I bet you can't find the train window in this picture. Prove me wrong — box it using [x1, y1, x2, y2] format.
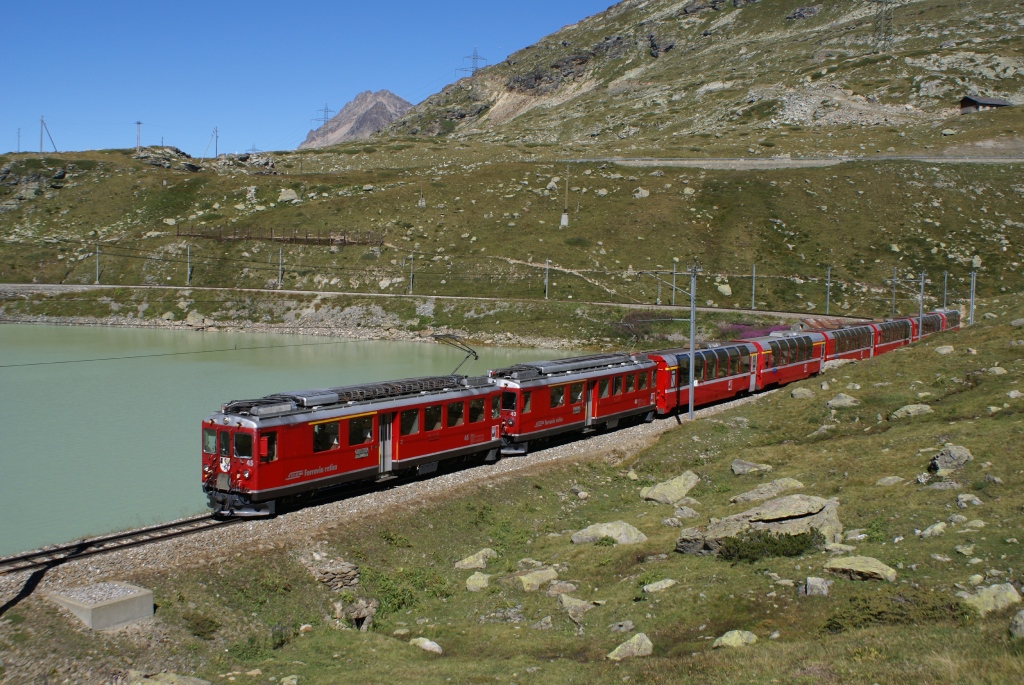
[599, 379, 610, 398]
[677, 357, 688, 385]
[501, 392, 517, 411]
[492, 395, 501, 419]
[219, 430, 230, 457]
[693, 355, 705, 381]
[400, 409, 420, 436]
[549, 386, 566, 409]
[613, 376, 623, 395]
[714, 350, 728, 379]
[203, 428, 217, 454]
[638, 372, 648, 390]
[522, 392, 533, 413]
[728, 349, 741, 376]
[469, 399, 486, 423]
[260, 432, 277, 463]
[570, 383, 584, 403]
[447, 402, 465, 427]
[739, 353, 750, 375]
[425, 405, 443, 431]
[349, 416, 373, 445]
[234, 433, 253, 459]
[625, 374, 635, 393]
[313, 422, 339, 453]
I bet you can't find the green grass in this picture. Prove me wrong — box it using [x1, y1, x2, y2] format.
[7, 297, 1024, 683]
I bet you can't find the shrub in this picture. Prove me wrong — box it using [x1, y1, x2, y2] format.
[565, 236, 590, 247]
[595, 536, 617, 547]
[718, 529, 824, 564]
[379, 529, 412, 548]
[182, 611, 220, 640]
[824, 589, 970, 633]
[864, 517, 889, 543]
[228, 635, 266, 661]
[271, 622, 293, 649]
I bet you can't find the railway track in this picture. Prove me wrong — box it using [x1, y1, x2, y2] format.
[0, 515, 242, 576]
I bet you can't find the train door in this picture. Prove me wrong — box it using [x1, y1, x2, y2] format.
[379, 413, 395, 475]
[585, 381, 595, 426]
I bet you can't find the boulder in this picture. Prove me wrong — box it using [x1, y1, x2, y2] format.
[890, 404, 933, 420]
[454, 548, 498, 570]
[515, 568, 558, 592]
[609, 620, 635, 633]
[673, 506, 700, 519]
[876, 476, 905, 487]
[530, 616, 553, 630]
[712, 630, 758, 648]
[935, 345, 955, 355]
[640, 471, 699, 504]
[957, 494, 983, 508]
[278, 188, 299, 203]
[607, 633, 654, 661]
[804, 577, 832, 597]
[827, 393, 860, 408]
[824, 556, 897, 582]
[642, 579, 678, 593]
[732, 459, 772, 475]
[1010, 609, 1024, 639]
[280, 678, 298, 685]
[730, 478, 804, 504]
[410, 637, 443, 655]
[791, 387, 816, 399]
[955, 544, 975, 556]
[677, 495, 841, 555]
[547, 581, 578, 596]
[572, 521, 647, 545]
[1011, 318, 1024, 328]
[919, 522, 946, 538]
[632, 187, 650, 199]
[559, 594, 598, 622]
[989, 366, 1008, 375]
[963, 583, 1021, 617]
[465, 573, 490, 592]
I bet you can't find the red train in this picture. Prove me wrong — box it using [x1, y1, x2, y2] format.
[202, 309, 960, 516]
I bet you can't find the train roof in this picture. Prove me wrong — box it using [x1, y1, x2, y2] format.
[489, 352, 650, 381]
[220, 375, 494, 419]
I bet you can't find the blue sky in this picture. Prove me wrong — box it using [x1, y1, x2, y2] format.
[3, 0, 614, 156]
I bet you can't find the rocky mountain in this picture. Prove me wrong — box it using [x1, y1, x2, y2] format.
[300, 90, 413, 149]
[382, 0, 1023, 148]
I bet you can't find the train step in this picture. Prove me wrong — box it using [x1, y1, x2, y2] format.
[375, 474, 398, 483]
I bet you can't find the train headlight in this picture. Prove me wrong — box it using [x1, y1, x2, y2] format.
[243, 470, 251, 480]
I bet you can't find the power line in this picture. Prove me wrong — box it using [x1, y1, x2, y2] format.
[458, 47, 488, 77]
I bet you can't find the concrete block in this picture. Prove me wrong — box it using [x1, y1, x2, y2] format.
[48, 582, 153, 630]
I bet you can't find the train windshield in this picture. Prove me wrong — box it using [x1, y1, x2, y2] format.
[501, 392, 517, 411]
[202, 428, 217, 454]
[234, 433, 253, 459]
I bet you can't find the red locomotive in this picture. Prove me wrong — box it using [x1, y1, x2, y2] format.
[202, 309, 961, 516]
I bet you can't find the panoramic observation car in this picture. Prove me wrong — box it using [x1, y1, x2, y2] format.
[202, 375, 502, 516]
[647, 343, 759, 416]
[489, 353, 657, 454]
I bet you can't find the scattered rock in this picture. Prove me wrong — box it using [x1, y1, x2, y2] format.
[410, 637, 443, 655]
[677, 495, 841, 555]
[919, 522, 947, 538]
[607, 633, 654, 660]
[935, 346, 955, 355]
[280, 678, 299, 685]
[891, 404, 933, 420]
[989, 366, 1008, 376]
[1011, 318, 1024, 328]
[804, 577, 832, 597]
[307, 558, 360, 591]
[1010, 610, 1024, 639]
[547, 581, 578, 596]
[941, 129, 957, 136]
[342, 598, 378, 632]
[278, 188, 299, 203]
[632, 187, 650, 199]
[712, 630, 758, 648]
[876, 476, 905, 487]
[732, 459, 772, 475]
[963, 584, 1021, 617]
[559, 594, 598, 622]
[673, 506, 700, 519]
[928, 481, 961, 490]
[609, 620, 635, 633]
[516, 558, 544, 570]
[957, 494, 983, 508]
[827, 393, 860, 409]
[825, 556, 897, 582]
[661, 517, 682, 527]
[515, 568, 559, 592]
[640, 471, 699, 504]
[572, 521, 647, 545]
[530, 616, 553, 630]
[466, 573, 491, 592]
[955, 544, 975, 556]
[642, 579, 678, 594]
[455, 548, 498, 570]
[948, 514, 968, 524]
[730, 478, 804, 504]
[1009, 390, 1024, 399]
[393, 628, 410, 637]
[825, 543, 857, 554]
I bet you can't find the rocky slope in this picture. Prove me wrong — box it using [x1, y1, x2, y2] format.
[383, 0, 1024, 151]
[300, 90, 413, 149]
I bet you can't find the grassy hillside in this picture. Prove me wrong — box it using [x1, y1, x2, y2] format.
[5, 294, 1024, 684]
[386, 0, 1024, 156]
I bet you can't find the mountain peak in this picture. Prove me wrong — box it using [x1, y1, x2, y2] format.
[299, 90, 412, 149]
